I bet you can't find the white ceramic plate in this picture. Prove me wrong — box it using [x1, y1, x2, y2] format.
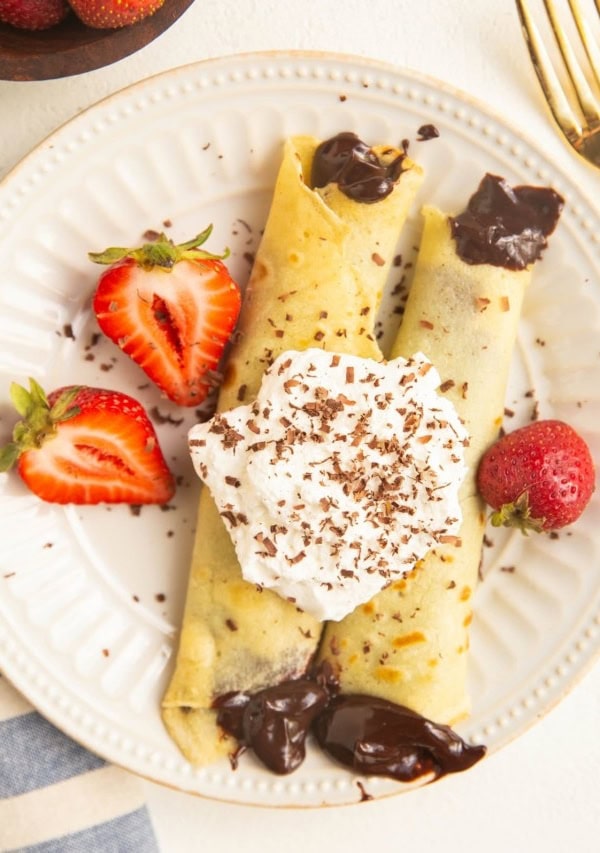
[1, 53, 600, 808]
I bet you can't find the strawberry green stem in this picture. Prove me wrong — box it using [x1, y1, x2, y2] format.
[489, 491, 545, 534]
[88, 225, 230, 271]
[0, 379, 80, 472]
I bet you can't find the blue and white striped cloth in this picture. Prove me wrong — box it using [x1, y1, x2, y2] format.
[0, 673, 159, 853]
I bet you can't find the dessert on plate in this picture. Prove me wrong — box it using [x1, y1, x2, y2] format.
[161, 132, 424, 765]
[162, 134, 564, 780]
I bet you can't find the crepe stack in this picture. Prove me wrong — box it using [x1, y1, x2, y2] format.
[317, 194, 560, 725]
[162, 134, 424, 764]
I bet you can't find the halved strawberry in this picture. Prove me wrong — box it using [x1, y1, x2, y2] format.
[0, 379, 175, 505]
[90, 227, 242, 407]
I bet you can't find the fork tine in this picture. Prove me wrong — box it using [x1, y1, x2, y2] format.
[516, 0, 583, 143]
[545, 0, 600, 124]
[570, 0, 600, 91]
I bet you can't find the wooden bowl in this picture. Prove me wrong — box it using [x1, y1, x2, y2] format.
[0, 0, 196, 81]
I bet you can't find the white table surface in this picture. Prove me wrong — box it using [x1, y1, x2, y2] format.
[2, 1, 600, 851]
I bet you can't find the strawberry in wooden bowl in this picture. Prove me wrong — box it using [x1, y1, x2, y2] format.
[0, 0, 71, 30]
[0, 0, 195, 81]
[67, 0, 165, 28]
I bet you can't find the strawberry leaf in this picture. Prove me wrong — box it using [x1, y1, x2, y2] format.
[28, 377, 49, 409]
[49, 387, 81, 422]
[9, 382, 34, 417]
[0, 442, 20, 472]
[88, 245, 134, 266]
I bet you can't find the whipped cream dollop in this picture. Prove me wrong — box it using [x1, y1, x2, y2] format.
[188, 349, 468, 621]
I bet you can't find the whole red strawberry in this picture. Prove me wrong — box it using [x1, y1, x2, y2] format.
[91, 227, 242, 408]
[477, 419, 595, 532]
[68, 0, 165, 28]
[0, 0, 70, 30]
[0, 379, 175, 505]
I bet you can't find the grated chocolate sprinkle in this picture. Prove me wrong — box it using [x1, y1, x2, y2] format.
[188, 349, 469, 621]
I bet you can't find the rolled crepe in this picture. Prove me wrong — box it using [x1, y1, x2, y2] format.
[162, 134, 423, 764]
[317, 190, 559, 725]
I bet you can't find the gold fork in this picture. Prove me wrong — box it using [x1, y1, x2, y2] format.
[516, 0, 600, 167]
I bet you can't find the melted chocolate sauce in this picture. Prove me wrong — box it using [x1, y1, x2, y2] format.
[450, 173, 563, 270]
[213, 673, 486, 782]
[313, 694, 486, 783]
[311, 132, 405, 203]
[214, 680, 329, 775]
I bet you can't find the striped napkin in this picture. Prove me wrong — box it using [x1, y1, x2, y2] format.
[0, 673, 159, 853]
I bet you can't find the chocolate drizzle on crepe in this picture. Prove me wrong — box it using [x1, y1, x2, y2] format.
[213, 664, 486, 782]
[213, 679, 329, 775]
[313, 694, 485, 782]
[311, 132, 406, 203]
[450, 173, 564, 270]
